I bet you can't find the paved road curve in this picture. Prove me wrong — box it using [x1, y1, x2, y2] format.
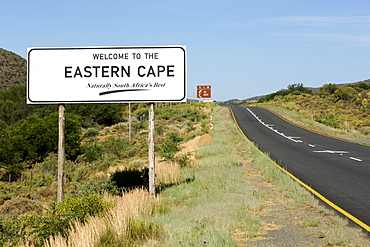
[231, 106, 370, 230]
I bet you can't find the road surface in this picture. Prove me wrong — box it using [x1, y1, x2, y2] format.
[231, 106, 370, 230]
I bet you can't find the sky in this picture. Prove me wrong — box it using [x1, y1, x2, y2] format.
[2, 0, 370, 101]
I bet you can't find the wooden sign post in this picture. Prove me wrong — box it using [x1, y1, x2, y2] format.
[57, 104, 66, 202]
[148, 103, 155, 197]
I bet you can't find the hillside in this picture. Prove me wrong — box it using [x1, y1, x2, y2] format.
[242, 82, 370, 137]
[0, 48, 27, 90]
[222, 79, 370, 106]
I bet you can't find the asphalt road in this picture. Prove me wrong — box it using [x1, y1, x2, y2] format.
[231, 106, 370, 229]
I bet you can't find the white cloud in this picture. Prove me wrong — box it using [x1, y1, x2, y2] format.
[271, 15, 370, 27]
[218, 15, 370, 29]
[266, 15, 370, 46]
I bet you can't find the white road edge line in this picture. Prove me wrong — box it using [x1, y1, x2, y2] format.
[349, 157, 363, 162]
[246, 107, 300, 143]
[313, 150, 349, 154]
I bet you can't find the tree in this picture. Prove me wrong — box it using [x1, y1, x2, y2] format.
[0, 120, 18, 167]
[287, 83, 312, 94]
[319, 83, 339, 97]
[333, 86, 358, 102]
[67, 103, 125, 127]
[357, 82, 370, 90]
[10, 112, 82, 164]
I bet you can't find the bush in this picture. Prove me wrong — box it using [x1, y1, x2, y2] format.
[158, 132, 183, 161]
[0, 197, 43, 217]
[156, 107, 175, 120]
[24, 173, 54, 188]
[314, 113, 340, 128]
[0, 193, 108, 246]
[67, 103, 125, 128]
[359, 126, 370, 135]
[50, 193, 110, 222]
[81, 137, 135, 164]
[333, 87, 358, 102]
[83, 128, 100, 138]
[81, 140, 105, 163]
[102, 136, 132, 158]
[176, 152, 193, 168]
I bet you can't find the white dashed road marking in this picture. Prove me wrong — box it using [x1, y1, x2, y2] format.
[349, 157, 363, 162]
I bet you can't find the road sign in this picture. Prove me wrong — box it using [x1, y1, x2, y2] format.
[196, 85, 211, 98]
[27, 46, 186, 104]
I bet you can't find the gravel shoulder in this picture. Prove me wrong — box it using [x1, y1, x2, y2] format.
[240, 161, 358, 246]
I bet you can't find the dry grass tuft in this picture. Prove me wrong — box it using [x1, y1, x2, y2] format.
[45, 189, 160, 247]
[155, 160, 182, 187]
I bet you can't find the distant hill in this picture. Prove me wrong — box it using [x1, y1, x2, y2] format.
[221, 79, 370, 105]
[0, 48, 27, 90]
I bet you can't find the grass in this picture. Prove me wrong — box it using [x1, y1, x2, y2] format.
[152, 106, 262, 246]
[301, 218, 321, 228]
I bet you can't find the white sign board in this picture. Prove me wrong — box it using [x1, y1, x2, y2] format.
[27, 46, 186, 104]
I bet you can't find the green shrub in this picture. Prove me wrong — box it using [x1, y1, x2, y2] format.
[135, 108, 149, 121]
[0, 216, 27, 246]
[176, 152, 193, 168]
[24, 173, 54, 188]
[81, 140, 105, 163]
[158, 132, 183, 161]
[102, 136, 132, 158]
[200, 119, 210, 133]
[32, 153, 58, 177]
[74, 179, 120, 196]
[53, 194, 109, 220]
[0, 193, 111, 246]
[156, 107, 175, 120]
[83, 128, 100, 138]
[181, 108, 205, 122]
[67, 164, 90, 183]
[82, 137, 135, 163]
[314, 113, 339, 128]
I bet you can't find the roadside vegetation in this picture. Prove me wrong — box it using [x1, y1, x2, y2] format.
[0, 81, 211, 246]
[255, 81, 370, 137]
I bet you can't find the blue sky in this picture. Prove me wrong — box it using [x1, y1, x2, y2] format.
[2, 0, 370, 101]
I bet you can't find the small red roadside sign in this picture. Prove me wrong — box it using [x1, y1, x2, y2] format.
[196, 85, 211, 98]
